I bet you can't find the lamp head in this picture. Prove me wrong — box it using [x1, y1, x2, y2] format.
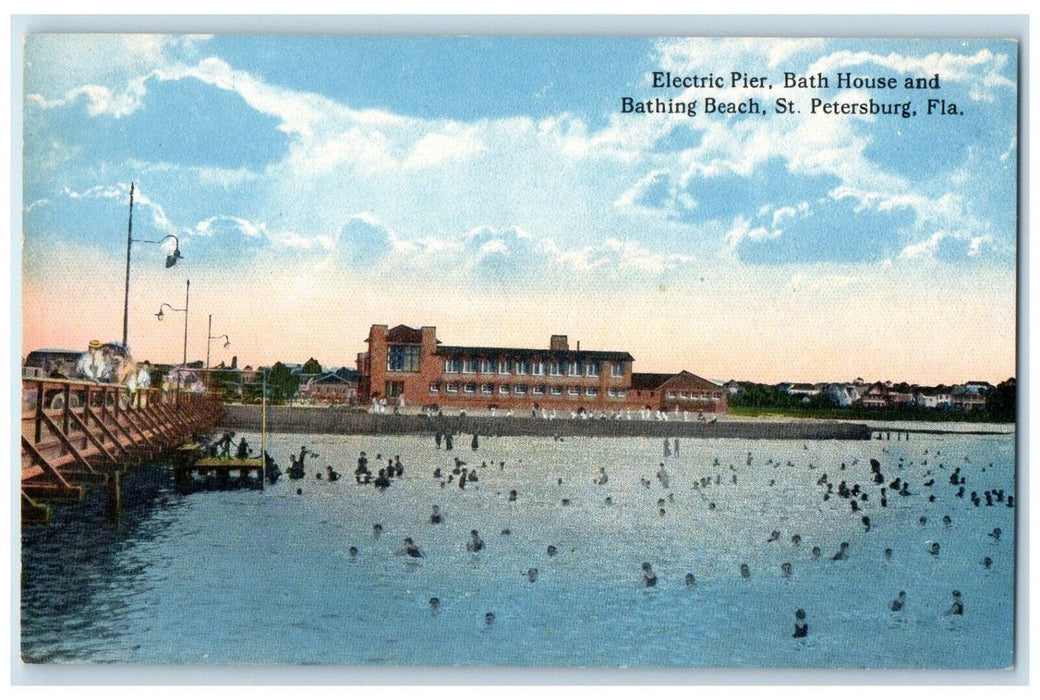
[155, 309, 165, 321]
[165, 248, 183, 268]
[223, 339, 231, 349]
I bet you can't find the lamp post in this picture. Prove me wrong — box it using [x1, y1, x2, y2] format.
[206, 314, 231, 369]
[122, 182, 184, 349]
[155, 280, 190, 402]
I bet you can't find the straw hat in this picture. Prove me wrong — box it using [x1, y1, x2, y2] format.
[88, 339, 102, 350]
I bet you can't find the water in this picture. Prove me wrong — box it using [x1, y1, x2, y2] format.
[21, 430, 1016, 668]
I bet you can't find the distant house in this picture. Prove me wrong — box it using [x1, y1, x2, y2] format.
[951, 386, 988, 411]
[915, 390, 952, 409]
[827, 383, 860, 407]
[301, 372, 357, 404]
[629, 371, 727, 413]
[859, 383, 889, 408]
[786, 383, 821, 397]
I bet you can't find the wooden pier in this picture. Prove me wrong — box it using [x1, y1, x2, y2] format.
[20, 377, 225, 525]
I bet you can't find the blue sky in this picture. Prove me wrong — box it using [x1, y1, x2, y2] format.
[20, 34, 1018, 383]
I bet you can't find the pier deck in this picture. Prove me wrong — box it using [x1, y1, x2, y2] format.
[20, 377, 225, 524]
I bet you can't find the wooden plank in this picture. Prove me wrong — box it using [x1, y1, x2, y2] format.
[67, 410, 116, 464]
[38, 411, 94, 471]
[21, 436, 76, 490]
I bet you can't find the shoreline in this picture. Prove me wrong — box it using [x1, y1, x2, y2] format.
[218, 404, 873, 440]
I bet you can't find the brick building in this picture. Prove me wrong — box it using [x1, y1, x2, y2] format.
[357, 324, 725, 413]
[629, 371, 727, 413]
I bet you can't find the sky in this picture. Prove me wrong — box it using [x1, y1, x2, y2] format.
[18, 33, 1018, 385]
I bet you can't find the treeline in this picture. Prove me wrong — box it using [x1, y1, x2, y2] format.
[729, 378, 1016, 423]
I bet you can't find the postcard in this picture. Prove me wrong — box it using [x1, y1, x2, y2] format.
[17, 28, 1019, 677]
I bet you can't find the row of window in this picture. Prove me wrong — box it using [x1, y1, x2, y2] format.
[663, 392, 721, 401]
[443, 358, 625, 378]
[429, 383, 629, 399]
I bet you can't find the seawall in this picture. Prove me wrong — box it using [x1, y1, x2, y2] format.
[218, 405, 872, 440]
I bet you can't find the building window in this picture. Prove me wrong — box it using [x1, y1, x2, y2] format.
[549, 361, 563, 376]
[532, 361, 544, 376]
[446, 383, 459, 394]
[429, 384, 440, 394]
[586, 361, 600, 377]
[445, 357, 461, 374]
[480, 358, 495, 373]
[385, 381, 404, 398]
[514, 360, 528, 375]
[568, 386, 580, 397]
[567, 361, 581, 377]
[585, 387, 599, 397]
[463, 383, 476, 394]
[532, 385, 545, 396]
[498, 384, 510, 395]
[498, 360, 510, 375]
[514, 385, 528, 395]
[665, 392, 675, 400]
[680, 391, 689, 399]
[387, 345, 421, 372]
[611, 362, 624, 378]
[481, 383, 494, 395]
[462, 358, 477, 374]
[550, 386, 563, 397]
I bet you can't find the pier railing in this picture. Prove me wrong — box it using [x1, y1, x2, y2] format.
[20, 376, 225, 525]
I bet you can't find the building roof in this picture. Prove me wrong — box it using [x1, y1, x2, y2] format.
[630, 370, 721, 392]
[435, 345, 634, 362]
[312, 373, 354, 385]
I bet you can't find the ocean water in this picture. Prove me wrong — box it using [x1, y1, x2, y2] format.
[20, 430, 1016, 668]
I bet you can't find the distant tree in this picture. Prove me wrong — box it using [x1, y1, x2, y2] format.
[268, 362, 301, 404]
[302, 357, 322, 375]
[986, 378, 1016, 422]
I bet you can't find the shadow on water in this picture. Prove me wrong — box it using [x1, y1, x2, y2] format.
[20, 460, 186, 662]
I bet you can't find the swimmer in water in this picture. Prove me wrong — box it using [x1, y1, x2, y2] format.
[988, 527, 1002, 541]
[740, 563, 751, 579]
[485, 612, 495, 626]
[793, 609, 808, 638]
[501, 528, 511, 536]
[373, 523, 383, 538]
[944, 590, 964, 616]
[547, 545, 557, 557]
[884, 548, 893, 560]
[780, 562, 792, 578]
[811, 546, 821, 560]
[348, 546, 358, 558]
[767, 530, 780, 543]
[527, 567, 539, 583]
[983, 556, 993, 569]
[927, 541, 940, 557]
[398, 537, 425, 558]
[429, 597, 440, 615]
[642, 562, 657, 587]
[430, 505, 443, 524]
[467, 530, 485, 553]
[685, 573, 696, 587]
[831, 542, 850, 561]
[942, 515, 952, 528]
[791, 534, 802, 547]
[890, 591, 906, 612]
[508, 489, 518, 502]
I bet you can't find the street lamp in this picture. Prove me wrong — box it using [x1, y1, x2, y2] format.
[122, 182, 184, 348]
[206, 313, 231, 369]
[154, 279, 191, 368]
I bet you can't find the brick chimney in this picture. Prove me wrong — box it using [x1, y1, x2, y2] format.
[550, 334, 569, 351]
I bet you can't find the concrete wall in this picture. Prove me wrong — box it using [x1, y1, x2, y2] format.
[219, 404, 872, 440]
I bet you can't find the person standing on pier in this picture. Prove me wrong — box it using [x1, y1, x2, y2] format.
[133, 361, 151, 408]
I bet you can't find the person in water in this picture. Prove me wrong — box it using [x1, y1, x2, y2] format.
[831, 542, 850, 561]
[429, 597, 440, 615]
[890, 591, 906, 612]
[685, 573, 696, 587]
[467, 530, 485, 552]
[740, 563, 751, 579]
[430, 505, 443, 524]
[546, 545, 557, 557]
[398, 537, 425, 558]
[527, 567, 539, 583]
[641, 562, 657, 587]
[793, 609, 808, 638]
[944, 590, 964, 616]
[348, 546, 358, 558]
